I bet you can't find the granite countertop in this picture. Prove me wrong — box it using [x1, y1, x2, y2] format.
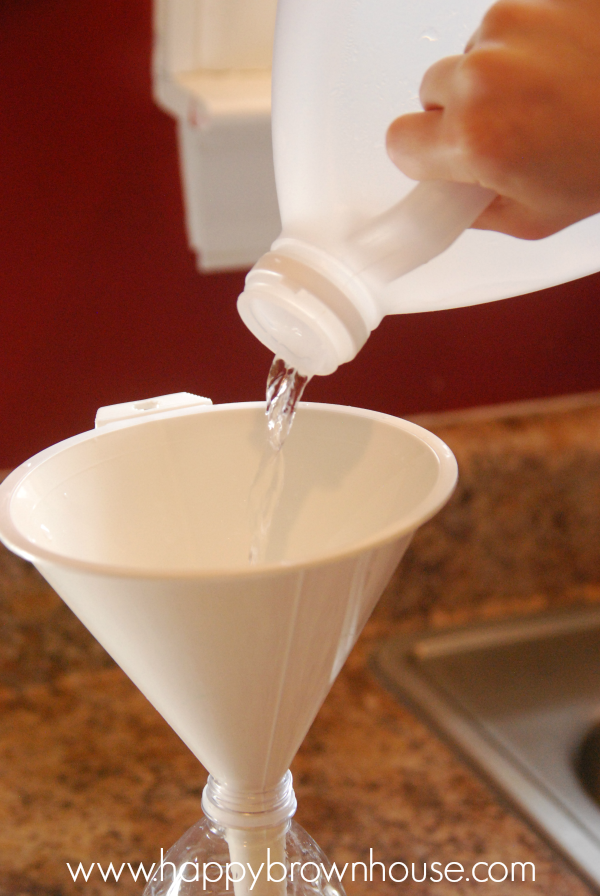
[2, 394, 600, 896]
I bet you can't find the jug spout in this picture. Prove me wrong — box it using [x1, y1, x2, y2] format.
[237, 182, 495, 376]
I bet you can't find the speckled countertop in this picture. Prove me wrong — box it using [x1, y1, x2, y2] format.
[3, 394, 600, 896]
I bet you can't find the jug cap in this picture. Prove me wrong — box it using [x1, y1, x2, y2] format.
[238, 251, 372, 376]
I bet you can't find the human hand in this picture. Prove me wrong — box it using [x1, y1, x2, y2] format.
[386, 0, 600, 239]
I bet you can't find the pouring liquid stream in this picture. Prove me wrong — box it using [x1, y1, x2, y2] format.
[248, 357, 311, 565]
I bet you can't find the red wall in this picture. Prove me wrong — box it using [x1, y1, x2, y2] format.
[2, 0, 600, 468]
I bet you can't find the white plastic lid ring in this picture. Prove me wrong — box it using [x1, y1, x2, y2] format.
[237, 252, 370, 376]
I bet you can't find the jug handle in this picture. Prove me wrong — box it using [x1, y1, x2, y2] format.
[349, 180, 496, 283]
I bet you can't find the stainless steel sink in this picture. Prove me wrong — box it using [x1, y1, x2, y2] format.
[579, 721, 600, 808]
[372, 606, 600, 891]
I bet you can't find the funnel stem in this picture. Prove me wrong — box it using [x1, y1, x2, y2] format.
[225, 824, 288, 896]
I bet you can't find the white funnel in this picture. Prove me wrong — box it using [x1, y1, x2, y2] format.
[0, 401, 456, 795]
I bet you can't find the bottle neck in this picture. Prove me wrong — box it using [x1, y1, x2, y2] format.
[237, 248, 375, 376]
[202, 771, 297, 830]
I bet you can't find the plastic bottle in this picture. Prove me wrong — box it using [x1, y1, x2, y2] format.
[237, 0, 600, 376]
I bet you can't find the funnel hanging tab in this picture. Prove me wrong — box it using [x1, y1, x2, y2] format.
[95, 392, 212, 428]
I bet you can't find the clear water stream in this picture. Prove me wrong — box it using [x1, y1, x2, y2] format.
[248, 358, 311, 565]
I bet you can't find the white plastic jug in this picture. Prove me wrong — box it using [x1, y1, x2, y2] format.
[237, 0, 600, 376]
